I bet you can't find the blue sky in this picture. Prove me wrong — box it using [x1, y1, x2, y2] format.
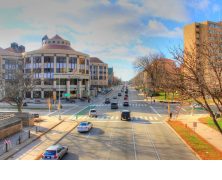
[0, 0, 222, 80]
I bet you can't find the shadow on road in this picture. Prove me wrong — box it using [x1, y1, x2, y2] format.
[62, 152, 79, 160]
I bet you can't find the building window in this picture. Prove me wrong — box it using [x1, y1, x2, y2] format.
[26, 92, 31, 98]
[70, 79, 77, 85]
[69, 57, 77, 72]
[33, 91, 41, 98]
[44, 79, 53, 85]
[57, 79, 66, 85]
[56, 57, 66, 73]
[44, 91, 53, 98]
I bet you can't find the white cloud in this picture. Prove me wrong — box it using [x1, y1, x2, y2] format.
[188, 0, 210, 10]
[0, 0, 189, 80]
[146, 20, 183, 38]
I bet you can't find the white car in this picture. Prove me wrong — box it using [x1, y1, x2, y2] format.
[192, 103, 203, 109]
[77, 121, 93, 132]
[41, 144, 68, 160]
[89, 109, 97, 117]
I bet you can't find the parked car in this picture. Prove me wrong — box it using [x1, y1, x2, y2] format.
[111, 102, 118, 109]
[124, 96, 128, 100]
[118, 93, 122, 97]
[89, 109, 97, 117]
[121, 110, 131, 121]
[32, 114, 39, 118]
[23, 102, 28, 106]
[123, 101, 129, 107]
[192, 103, 204, 109]
[105, 98, 111, 104]
[77, 121, 93, 132]
[42, 144, 68, 160]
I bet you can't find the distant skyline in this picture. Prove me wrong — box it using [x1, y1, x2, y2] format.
[0, 0, 222, 80]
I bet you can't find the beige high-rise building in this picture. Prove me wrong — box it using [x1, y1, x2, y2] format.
[184, 21, 222, 84]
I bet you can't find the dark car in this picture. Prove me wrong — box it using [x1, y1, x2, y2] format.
[111, 102, 118, 109]
[23, 102, 28, 106]
[124, 96, 128, 100]
[121, 110, 131, 121]
[123, 101, 129, 106]
[118, 93, 122, 97]
[105, 98, 111, 104]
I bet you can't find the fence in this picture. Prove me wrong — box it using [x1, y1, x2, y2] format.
[0, 128, 32, 156]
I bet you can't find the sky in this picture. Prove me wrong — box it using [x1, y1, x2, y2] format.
[0, 0, 222, 81]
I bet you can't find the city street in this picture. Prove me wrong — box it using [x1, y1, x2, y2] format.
[59, 86, 198, 160]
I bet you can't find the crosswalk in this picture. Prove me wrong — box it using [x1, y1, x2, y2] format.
[75, 114, 161, 122]
[92, 103, 149, 107]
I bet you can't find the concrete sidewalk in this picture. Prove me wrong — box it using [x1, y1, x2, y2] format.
[177, 114, 222, 152]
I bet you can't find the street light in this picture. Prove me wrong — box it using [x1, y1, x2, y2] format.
[58, 73, 61, 120]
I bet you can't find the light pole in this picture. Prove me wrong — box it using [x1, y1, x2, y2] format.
[58, 74, 61, 120]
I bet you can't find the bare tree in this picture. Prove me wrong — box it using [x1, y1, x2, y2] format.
[0, 60, 37, 112]
[169, 41, 222, 133]
[133, 53, 172, 95]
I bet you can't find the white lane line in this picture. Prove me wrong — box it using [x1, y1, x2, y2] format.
[149, 116, 153, 120]
[150, 106, 162, 117]
[145, 125, 160, 160]
[106, 128, 114, 160]
[181, 107, 187, 112]
[131, 122, 137, 160]
[145, 117, 148, 120]
[154, 117, 158, 121]
[115, 116, 118, 120]
[111, 116, 114, 120]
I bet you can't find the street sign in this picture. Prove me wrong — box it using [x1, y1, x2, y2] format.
[64, 93, 71, 97]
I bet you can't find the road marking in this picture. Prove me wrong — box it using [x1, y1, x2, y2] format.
[150, 106, 162, 117]
[154, 117, 158, 120]
[145, 125, 160, 160]
[149, 116, 153, 120]
[131, 122, 137, 160]
[181, 107, 187, 112]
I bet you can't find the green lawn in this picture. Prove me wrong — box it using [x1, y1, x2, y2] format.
[154, 92, 179, 101]
[199, 117, 222, 131]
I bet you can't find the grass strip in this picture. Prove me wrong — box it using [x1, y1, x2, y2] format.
[199, 117, 222, 132]
[168, 121, 222, 160]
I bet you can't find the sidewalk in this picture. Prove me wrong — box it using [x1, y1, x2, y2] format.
[0, 103, 91, 160]
[177, 114, 222, 152]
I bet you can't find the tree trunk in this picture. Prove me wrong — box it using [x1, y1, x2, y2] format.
[211, 114, 222, 134]
[17, 103, 23, 113]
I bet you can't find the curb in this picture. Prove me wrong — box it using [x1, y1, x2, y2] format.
[34, 121, 79, 160]
[1, 116, 69, 160]
[165, 120, 202, 160]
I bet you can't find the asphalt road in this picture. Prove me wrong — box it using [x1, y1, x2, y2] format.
[60, 86, 198, 160]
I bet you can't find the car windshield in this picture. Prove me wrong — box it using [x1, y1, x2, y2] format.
[80, 122, 88, 126]
[90, 110, 96, 113]
[122, 112, 130, 116]
[44, 150, 56, 156]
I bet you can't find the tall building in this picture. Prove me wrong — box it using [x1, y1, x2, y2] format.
[24, 35, 90, 100]
[0, 46, 24, 99]
[89, 57, 108, 91]
[184, 21, 222, 84]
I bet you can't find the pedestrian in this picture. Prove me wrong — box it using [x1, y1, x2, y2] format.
[169, 112, 172, 119]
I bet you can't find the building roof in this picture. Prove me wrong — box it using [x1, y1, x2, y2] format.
[26, 35, 89, 57]
[51, 34, 64, 40]
[41, 44, 74, 51]
[90, 57, 104, 64]
[0, 47, 22, 57]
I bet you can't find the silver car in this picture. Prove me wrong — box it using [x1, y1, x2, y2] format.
[42, 144, 68, 160]
[77, 121, 93, 132]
